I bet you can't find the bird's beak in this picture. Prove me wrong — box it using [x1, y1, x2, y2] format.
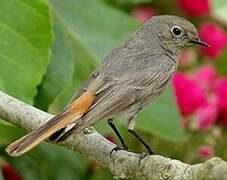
[189, 38, 210, 48]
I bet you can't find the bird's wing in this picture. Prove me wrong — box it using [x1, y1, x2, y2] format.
[61, 62, 172, 137]
[54, 64, 173, 142]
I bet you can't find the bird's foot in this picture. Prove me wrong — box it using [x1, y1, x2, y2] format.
[139, 149, 155, 164]
[110, 145, 129, 157]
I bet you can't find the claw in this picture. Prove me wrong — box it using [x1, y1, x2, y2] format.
[148, 148, 155, 155]
[139, 150, 155, 165]
[110, 145, 129, 157]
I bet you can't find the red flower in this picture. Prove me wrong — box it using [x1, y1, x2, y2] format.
[2, 164, 22, 180]
[199, 23, 226, 58]
[197, 145, 214, 160]
[131, 5, 156, 24]
[195, 104, 217, 129]
[193, 65, 217, 91]
[214, 78, 227, 126]
[177, 0, 210, 17]
[104, 134, 116, 144]
[172, 72, 208, 117]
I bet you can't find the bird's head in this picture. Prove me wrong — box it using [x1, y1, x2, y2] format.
[147, 15, 209, 55]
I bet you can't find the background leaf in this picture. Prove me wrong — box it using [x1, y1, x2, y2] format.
[137, 86, 187, 142]
[50, 0, 138, 60]
[0, 144, 88, 180]
[212, 0, 227, 24]
[35, 13, 98, 111]
[0, 0, 52, 104]
[0, 122, 24, 144]
[0, 171, 3, 180]
[102, 0, 153, 7]
[113, 0, 152, 4]
[36, 0, 138, 112]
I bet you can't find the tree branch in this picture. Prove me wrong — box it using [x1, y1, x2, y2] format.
[0, 91, 227, 179]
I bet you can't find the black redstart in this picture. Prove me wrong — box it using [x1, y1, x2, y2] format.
[6, 15, 209, 157]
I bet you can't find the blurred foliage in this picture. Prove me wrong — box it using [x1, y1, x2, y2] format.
[36, 0, 138, 112]
[137, 86, 186, 142]
[0, 166, 3, 180]
[212, 0, 227, 24]
[0, 0, 52, 104]
[0, 0, 227, 179]
[112, 0, 152, 4]
[102, 0, 152, 10]
[215, 49, 227, 75]
[0, 144, 89, 180]
[0, 121, 25, 144]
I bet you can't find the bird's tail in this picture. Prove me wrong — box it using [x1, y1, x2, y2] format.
[6, 91, 95, 157]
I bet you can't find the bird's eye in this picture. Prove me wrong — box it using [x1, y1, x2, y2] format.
[171, 26, 182, 38]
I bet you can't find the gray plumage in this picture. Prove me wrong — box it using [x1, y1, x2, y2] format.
[62, 15, 199, 135]
[6, 15, 209, 156]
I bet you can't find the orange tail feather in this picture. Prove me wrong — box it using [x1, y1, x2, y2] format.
[6, 91, 95, 157]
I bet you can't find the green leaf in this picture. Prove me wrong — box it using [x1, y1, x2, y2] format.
[0, 144, 87, 180]
[35, 13, 98, 111]
[0, 121, 24, 144]
[215, 50, 227, 75]
[50, 0, 138, 60]
[0, 79, 4, 91]
[90, 168, 113, 180]
[36, 0, 138, 112]
[137, 86, 187, 142]
[0, 171, 4, 180]
[0, 0, 53, 104]
[105, 0, 152, 5]
[48, 14, 99, 112]
[212, 0, 227, 24]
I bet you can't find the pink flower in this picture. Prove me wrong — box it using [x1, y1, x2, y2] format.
[177, 0, 210, 17]
[131, 5, 156, 23]
[197, 145, 214, 160]
[193, 65, 217, 91]
[214, 78, 227, 126]
[199, 23, 226, 58]
[2, 164, 22, 180]
[195, 104, 217, 129]
[172, 72, 208, 117]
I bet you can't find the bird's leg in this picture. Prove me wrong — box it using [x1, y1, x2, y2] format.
[107, 118, 128, 156]
[127, 117, 155, 160]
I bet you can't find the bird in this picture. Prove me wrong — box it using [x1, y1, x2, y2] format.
[6, 15, 209, 157]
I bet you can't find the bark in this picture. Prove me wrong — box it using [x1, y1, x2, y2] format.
[0, 91, 227, 180]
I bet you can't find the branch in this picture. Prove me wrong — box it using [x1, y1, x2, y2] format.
[0, 91, 227, 179]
